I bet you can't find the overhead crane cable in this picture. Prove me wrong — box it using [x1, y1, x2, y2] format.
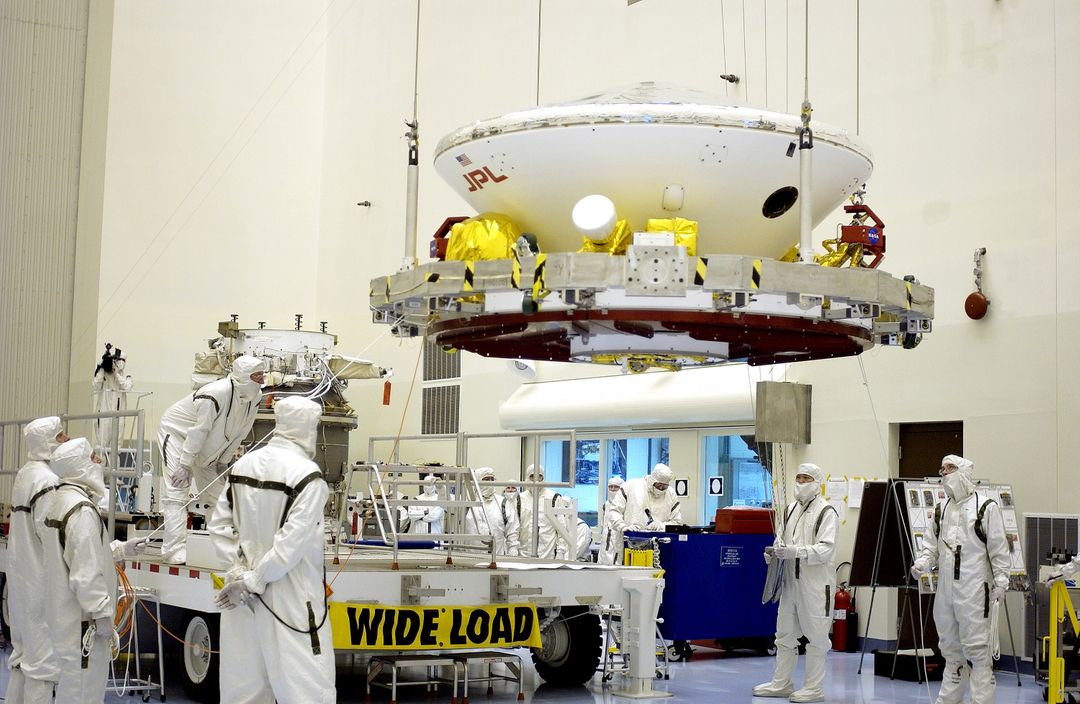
[412, 0, 421, 122]
[856, 0, 861, 135]
[803, 0, 810, 104]
[741, 0, 749, 103]
[720, 0, 728, 95]
[72, 0, 354, 352]
[857, 355, 889, 469]
[763, 1, 768, 109]
[536, 0, 543, 106]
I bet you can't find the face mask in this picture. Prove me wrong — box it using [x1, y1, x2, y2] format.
[236, 378, 262, 401]
[795, 481, 819, 503]
[943, 471, 973, 501]
[648, 483, 664, 499]
[114, 360, 126, 373]
[481, 486, 495, 500]
[423, 483, 438, 497]
[608, 487, 620, 501]
[86, 461, 107, 501]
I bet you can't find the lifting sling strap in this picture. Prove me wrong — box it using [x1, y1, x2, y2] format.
[12, 484, 56, 514]
[226, 469, 327, 653]
[782, 499, 836, 580]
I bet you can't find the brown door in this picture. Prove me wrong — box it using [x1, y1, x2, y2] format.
[896, 421, 963, 651]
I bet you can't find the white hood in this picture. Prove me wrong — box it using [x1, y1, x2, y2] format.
[51, 438, 106, 500]
[231, 355, 266, 401]
[24, 416, 63, 461]
[273, 396, 321, 459]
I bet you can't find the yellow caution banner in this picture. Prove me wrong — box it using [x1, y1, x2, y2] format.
[329, 602, 543, 651]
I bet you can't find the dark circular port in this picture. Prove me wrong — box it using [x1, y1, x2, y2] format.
[762, 186, 799, 219]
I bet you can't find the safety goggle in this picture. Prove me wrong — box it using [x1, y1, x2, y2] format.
[939, 464, 958, 476]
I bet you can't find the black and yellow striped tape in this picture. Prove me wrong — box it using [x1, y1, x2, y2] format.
[751, 259, 762, 289]
[463, 261, 475, 292]
[694, 257, 708, 286]
[532, 254, 548, 300]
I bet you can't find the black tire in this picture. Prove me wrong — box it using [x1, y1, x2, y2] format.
[531, 606, 602, 687]
[178, 611, 220, 703]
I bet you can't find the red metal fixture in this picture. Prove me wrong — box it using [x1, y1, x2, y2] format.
[840, 202, 886, 268]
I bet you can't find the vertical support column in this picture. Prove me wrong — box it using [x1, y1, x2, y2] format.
[614, 577, 671, 699]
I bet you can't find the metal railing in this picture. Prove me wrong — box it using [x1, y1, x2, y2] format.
[363, 430, 579, 559]
[1, 409, 148, 538]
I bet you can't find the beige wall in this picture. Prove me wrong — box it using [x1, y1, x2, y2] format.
[23, 0, 1074, 647]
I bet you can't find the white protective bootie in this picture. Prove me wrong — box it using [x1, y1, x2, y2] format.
[935, 660, 971, 704]
[789, 645, 827, 702]
[753, 645, 798, 698]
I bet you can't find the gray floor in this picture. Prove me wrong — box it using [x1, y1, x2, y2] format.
[0, 646, 1045, 703]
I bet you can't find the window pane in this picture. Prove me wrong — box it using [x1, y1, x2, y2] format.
[605, 437, 669, 483]
[538, 439, 601, 527]
[701, 434, 771, 521]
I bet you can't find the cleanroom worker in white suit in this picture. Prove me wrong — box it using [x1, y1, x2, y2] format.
[516, 464, 574, 559]
[41, 439, 119, 704]
[608, 463, 684, 535]
[408, 474, 446, 535]
[209, 396, 335, 704]
[911, 455, 1011, 704]
[6, 417, 67, 703]
[597, 476, 625, 565]
[91, 345, 132, 457]
[753, 463, 838, 703]
[465, 468, 520, 556]
[1048, 554, 1080, 583]
[158, 355, 266, 563]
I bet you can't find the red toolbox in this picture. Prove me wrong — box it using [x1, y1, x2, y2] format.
[715, 507, 775, 534]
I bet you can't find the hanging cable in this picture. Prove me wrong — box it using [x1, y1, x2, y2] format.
[856, 355, 889, 467]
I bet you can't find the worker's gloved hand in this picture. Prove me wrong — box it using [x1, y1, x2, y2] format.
[1046, 570, 1064, 585]
[909, 560, 929, 581]
[122, 537, 148, 556]
[763, 546, 775, 564]
[991, 586, 1006, 604]
[773, 545, 799, 560]
[94, 616, 120, 656]
[94, 616, 114, 638]
[169, 462, 192, 489]
[110, 537, 148, 562]
[215, 580, 252, 610]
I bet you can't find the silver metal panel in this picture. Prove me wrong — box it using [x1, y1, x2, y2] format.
[472, 259, 514, 291]
[699, 255, 754, 290]
[755, 381, 812, 445]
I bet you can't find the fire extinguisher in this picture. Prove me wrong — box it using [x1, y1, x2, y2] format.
[833, 562, 857, 652]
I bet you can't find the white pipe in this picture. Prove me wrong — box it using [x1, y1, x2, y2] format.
[798, 136, 814, 264]
[402, 124, 419, 271]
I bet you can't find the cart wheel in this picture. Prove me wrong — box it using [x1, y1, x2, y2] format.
[666, 644, 685, 662]
[178, 611, 220, 703]
[531, 606, 602, 686]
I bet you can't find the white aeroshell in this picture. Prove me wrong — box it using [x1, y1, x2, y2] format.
[434, 84, 872, 258]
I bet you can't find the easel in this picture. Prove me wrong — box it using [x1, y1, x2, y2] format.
[854, 479, 932, 682]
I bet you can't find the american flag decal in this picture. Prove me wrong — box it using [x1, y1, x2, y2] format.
[455, 154, 472, 167]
